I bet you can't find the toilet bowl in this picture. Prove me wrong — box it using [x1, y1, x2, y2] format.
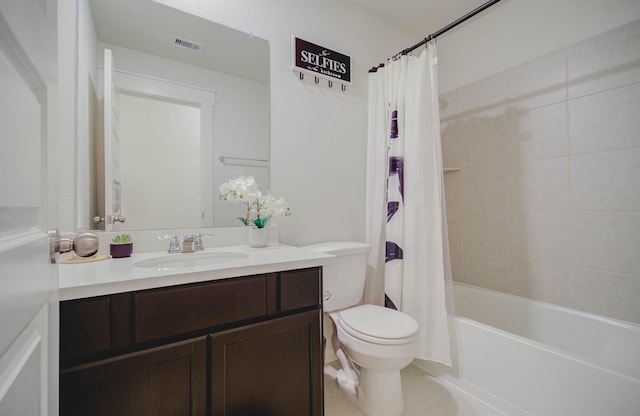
[330, 305, 419, 416]
[334, 304, 419, 369]
[302, 242, 419, 416]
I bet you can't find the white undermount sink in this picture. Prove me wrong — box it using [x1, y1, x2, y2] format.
[133, 251, 248, 270]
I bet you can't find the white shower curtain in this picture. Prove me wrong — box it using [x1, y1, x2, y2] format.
[366, 44, 451, 366]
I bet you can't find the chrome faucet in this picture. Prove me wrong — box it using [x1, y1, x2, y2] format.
[182, 235, 197, 253]
[158, 234, 181, 253]
[158, 234, 212, 253]
[193, 234, 204, 252]
[185, 234, 213, 253]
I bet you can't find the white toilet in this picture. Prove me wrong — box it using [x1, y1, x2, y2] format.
[303, 241, 419, 416]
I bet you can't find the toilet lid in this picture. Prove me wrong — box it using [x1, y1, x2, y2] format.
[338, 304, 418, 345]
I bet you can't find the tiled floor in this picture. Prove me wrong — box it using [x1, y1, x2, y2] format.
[324, 363, 488, 416]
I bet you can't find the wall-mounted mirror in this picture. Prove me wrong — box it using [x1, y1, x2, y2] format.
[77, 0, 269, 231]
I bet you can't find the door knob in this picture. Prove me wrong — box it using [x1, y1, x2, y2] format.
[49, 229, 99, 264]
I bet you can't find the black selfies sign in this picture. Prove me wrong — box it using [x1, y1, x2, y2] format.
[292, 37, 351, 84]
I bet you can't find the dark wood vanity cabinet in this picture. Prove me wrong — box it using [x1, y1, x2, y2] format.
[59, 267, 323, 416]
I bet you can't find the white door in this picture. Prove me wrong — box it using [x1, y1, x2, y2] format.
[0, 0, 58, 415]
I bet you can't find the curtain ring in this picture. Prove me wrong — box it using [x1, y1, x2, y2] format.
[299, 72, 304, 80]
[314, 76, 319, 84]
[328, 80, 333, 88]
[426, 34, 435, 47]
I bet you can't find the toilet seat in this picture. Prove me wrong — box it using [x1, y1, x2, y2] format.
[338, 304, 419, 345]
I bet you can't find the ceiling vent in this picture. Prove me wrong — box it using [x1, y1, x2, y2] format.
[172, 36, 204, 53]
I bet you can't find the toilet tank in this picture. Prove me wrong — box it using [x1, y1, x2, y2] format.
[302, 241, 371, 312]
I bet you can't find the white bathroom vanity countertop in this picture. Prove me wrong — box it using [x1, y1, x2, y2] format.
[59, 244, 334, 301]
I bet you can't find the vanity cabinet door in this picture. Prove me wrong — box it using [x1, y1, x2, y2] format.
[210, 309, 323, 416]
[59, 296, 111, 367]
[59, 337, 207, 416]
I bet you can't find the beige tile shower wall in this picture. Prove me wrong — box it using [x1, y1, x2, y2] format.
[441, 19, 640, 324]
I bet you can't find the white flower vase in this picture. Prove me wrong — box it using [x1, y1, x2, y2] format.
[248, 227, 268, 248]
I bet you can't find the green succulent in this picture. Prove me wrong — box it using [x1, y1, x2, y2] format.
[112, 234, 132, 244]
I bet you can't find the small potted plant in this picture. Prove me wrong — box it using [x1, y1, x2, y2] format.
[110, 234, 133, 258]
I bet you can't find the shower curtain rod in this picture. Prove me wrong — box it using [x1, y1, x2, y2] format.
[369, 0, 503, 72]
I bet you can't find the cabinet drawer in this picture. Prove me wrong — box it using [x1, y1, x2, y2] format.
[280, 268, 321, 312]
[134, 275, 268, 343]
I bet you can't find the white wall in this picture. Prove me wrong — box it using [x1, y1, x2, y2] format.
[61, 0, 640, 245]
[437, 0, 640, 92]
[148, 0, 640, 247]
[153, 0, 416, 246]
[62, 0, 415, 242]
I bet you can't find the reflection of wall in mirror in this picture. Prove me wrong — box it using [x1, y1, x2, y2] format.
[77, 40, 269, 229]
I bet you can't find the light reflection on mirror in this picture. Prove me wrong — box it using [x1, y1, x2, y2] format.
[79, 0, 269, 231]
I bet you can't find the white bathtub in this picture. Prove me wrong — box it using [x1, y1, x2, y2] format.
[417, 282, 640, 416]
